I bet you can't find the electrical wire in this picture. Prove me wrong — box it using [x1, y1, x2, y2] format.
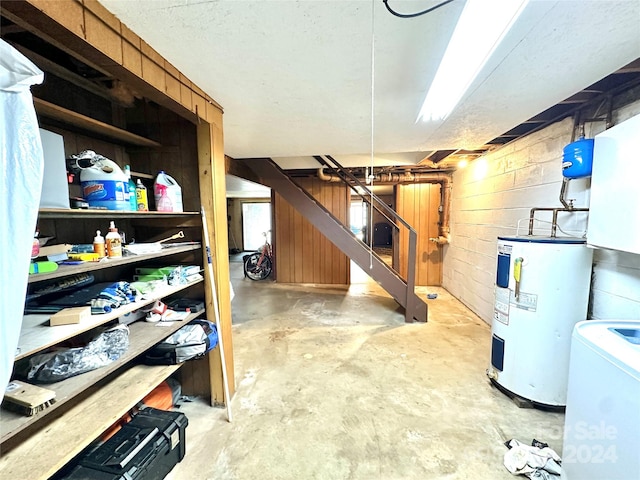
[382, 0, 455, 19]
[369, 0, 376, 269]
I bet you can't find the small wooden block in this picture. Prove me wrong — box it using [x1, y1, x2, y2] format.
[49, 306, 91, 326]
[3, 381, 56, 409]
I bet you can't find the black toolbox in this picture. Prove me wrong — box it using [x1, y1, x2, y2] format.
[62, 407, 188, 480]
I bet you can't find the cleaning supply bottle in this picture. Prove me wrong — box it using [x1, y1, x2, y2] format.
[32, 227, 40, 259]
[156, 184, 173, 212]
[154, 171, 183, 212]
[125, 165, 137, 211]
[136, 178, 149, 211]
[93, 230, 106, 257]
[105, 221, 122, 258]
[79, 155, 128, 210]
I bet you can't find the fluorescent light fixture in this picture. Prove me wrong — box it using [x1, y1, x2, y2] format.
[418, 0, 529, 122]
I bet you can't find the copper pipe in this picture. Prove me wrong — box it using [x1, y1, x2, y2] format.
[317, 169, 452, 240]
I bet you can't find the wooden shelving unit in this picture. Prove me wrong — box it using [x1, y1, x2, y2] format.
[28, 244, 201, 284]
[37, 208, 200, 220]
[33, 98, 162, 148]
[0, 2, 232, 477]
[0, 363, 182, 480]
[17, 279, 203, 360]
[2, 307, 203, 446]
[4, 207, 210, 474]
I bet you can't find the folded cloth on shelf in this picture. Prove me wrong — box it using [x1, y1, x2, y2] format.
[90, 282, 137, 314]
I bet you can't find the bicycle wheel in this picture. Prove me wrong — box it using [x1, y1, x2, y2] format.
[244, 254, 272, 281]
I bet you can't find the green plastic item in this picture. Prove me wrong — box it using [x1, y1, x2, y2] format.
[29, 261, 59, 274]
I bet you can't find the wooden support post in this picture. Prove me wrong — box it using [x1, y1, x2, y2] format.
[197, 110, 235, 405]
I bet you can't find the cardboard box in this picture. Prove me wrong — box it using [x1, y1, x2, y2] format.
[49, 306, 91, 326]
[38, 243, 71, 260]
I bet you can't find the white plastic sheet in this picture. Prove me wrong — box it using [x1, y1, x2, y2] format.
[0, 39, 44, 397]
[504, 439, 562, 479]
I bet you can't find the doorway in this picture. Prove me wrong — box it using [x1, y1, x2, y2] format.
[242, 202, 271, 251]
[349, 200, 366, 242]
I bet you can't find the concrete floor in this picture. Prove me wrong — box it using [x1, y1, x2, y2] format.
[167, 259, 564, 479]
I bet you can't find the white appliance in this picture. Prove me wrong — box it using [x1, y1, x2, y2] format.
[488, 236, 592, 407]
[562, 320, 640, 480]
[587, 112, 640, 254]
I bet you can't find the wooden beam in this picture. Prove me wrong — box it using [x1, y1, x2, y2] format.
[227, 156, 263, 184]
[1, 0, 223, 125]
[616, 58, 640, 73]
[0, 24, 27, 34]
[197, 114, 235, 405]
[1, 3, 115, 78]
[9, 43, 124, 105]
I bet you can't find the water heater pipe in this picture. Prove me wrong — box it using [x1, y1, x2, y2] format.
[559, 177, 574, 209]
[528, 207, 589, 237]
[318, 169, 451, 241]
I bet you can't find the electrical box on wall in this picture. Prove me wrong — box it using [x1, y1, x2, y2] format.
[587, 112, 640, 254]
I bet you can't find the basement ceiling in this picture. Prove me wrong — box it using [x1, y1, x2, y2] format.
[85, 2, 640, 167]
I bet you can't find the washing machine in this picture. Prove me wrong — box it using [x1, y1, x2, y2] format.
[488, 236, 592, 407]
[562, 320, 640, 479]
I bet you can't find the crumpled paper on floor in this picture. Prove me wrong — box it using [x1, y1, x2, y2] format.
[504, 439, 562, 479]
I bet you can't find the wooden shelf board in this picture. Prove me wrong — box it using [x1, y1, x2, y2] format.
[0, 363, 181, 480]
[38, 208, 200, 219]
[17, 278, 203, 360]
[28, 244, 201, 284]
[131, 170, 155, 180]
[2, 310, 202, 445]
[34, 98, 162, 148]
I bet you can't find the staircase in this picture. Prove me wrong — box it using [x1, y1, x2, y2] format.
[241, 157, 427, 323]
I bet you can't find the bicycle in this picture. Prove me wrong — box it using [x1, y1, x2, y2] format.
[243, 231, 273, 281]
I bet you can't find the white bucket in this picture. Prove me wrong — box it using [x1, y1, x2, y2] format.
[154, 171, 183, 212]
[80, 159, 128, 210]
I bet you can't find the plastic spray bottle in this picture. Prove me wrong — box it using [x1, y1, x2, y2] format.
[93, 230, 106, 257]
[124, 165, 137, 211]
[136, 179, 149, 211]
[156, 184, 173, 212]
[106, 221, 122, 258]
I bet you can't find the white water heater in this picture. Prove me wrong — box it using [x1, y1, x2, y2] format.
[488, 236, 593, 407]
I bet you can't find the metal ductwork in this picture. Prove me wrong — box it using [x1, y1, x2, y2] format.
[317, 168, 452, 243]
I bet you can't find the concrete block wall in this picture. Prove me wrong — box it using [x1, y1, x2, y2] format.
[443, 97, 640, 324]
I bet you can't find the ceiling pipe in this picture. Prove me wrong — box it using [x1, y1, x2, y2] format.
[317, 168, 452, 243]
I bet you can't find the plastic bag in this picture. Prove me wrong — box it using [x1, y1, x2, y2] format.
[145, 320, 218, 365]
[23, 324, 130, 383]
[0, 39, 44, 397]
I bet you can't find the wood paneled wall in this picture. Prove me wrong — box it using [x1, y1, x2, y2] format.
[4, 0, 222, 124]
[126, 102, 200, 212]
[396, 183, 442, 286]
[275, 178, 350, 284]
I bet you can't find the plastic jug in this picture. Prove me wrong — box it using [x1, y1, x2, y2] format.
[156, 184, 173, 212]
[153, 171, 183, 212]
[80, 157, 129, 210]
